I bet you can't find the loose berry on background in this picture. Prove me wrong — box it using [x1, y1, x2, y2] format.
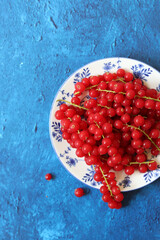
[74, 188, 84, 197]
[45, 173, 52, 181]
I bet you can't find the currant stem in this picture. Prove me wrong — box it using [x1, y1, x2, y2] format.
[130, 160, 155, 165]
[97, 104, 110, 109]
[126, 124, 160, 152]
[98, 90, 160, 102]
[56, 99, 88, 110]
[99, 167, 113, 197]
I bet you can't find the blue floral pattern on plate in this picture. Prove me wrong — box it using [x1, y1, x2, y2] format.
[59, 147, 82, 167]
[73, 68, 91, 84]
[82, 165, 101, 186]
[51, 122, 62, 142]
[156, 84, 160, 92]
[143, 165, 160, 183]
[131, 64, 152, 81]
[119, 176, 132, 188]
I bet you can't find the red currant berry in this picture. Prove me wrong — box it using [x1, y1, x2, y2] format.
[90, 76, 100, 85]
[75, 82, 85, 92]
[138, 164, 148, 173]
[100, 185, 109, 194]
[102, 193, 112, 203]
[102, 123, 112, 134]
[148, 161, 157, 171]
[114, 193, 124, 202]
[82, 78, 90, 87]
[94, 172, 103, 182]
[134, 115, 145, 127]
[124, 72, 133, 82]
[103, 73, 113, 82]
[60, 103, 68, 112]
[55, 110, 65, 120]
[79, 130, 89, 141]
[74, 188, 84, 197]
[108, 200, 118, 209]
[112, 186, 121, 195]
[107, 172, 115, 179]
[117, 68, 125, 77]
[45, 173, 52, 181]
[125, 166, 134, 175]
[71, 97, 81, 105]
[149, 129, 159, 139]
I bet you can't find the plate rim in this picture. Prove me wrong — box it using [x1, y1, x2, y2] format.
[49, 57, 160, 192]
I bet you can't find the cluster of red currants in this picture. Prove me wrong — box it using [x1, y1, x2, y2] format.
[55, 68, 160, 209]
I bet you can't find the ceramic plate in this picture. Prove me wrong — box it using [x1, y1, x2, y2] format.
[49, 57, 160, 192]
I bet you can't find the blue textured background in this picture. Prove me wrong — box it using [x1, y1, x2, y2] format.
[1, 1, 160, 239]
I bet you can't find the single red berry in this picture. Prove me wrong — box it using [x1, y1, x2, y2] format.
[114, 164, 123, 171]
[126, 89, 136, 99]
[125, 166, 134, 175]
[131, 139, 143, 149]
[117, 68, 125, 77]
[98, 145, 108, 155]
[60, 103, 68, 112]
[135, 154, 146, 163]
[108, 147, 118, 156]
[100, 185, 109, 194]
[131, 130, 143, 139]
[62, 132, 71, 140]
[102, 123, 112, 134]
[138, 164, 148, 173]
[69, 122, 80, 133]
[94, 172, 103, 182]
[89, 89, 99, 98]
[82, 144, 92, 154]
[45, 173, 52, 181]
[134, 99, 145, 108]
[107, 172, 115, 179]
[145, 100, 155, 110]
[103, 72, 113, 82]
[115, 202, 122, 209]
[90, 76, 100, 85]
[121, 113, 131, 123]
[112, 186, 121, 195]
[124, 72, 133, 82]
[55, 110, 65, 120]
[79, 130, 89, 141]
[85, 155, 98, 165]
[108, 199, 118, 209]
[74, 188, 84, 197]
[75, 82, 85, 92]
[133, 78, 142, 85]
[148, 161, 157, 171]
[134, 115, 145, 127]
[82, 78, 90, 87]
[114, 193, 124, 202]
[76, 148, 85, 157]
[102, 193, 112, 203]
[65, 108, 76, 118]
[71, 97, 81, 105]
[102, 138, 112, 147]
[111, 153, 122, 165]
[113, 83, 124, 93]
[149, 129, 159, 139]
[114, 120, 123, 129]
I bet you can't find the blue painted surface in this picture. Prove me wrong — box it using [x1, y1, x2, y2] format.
[0, 0, 160, 239]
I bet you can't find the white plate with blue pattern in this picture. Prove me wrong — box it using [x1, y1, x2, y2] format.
[49, 57, 160, 192]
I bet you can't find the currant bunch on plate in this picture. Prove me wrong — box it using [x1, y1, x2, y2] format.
[55, 68, 160, 209]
